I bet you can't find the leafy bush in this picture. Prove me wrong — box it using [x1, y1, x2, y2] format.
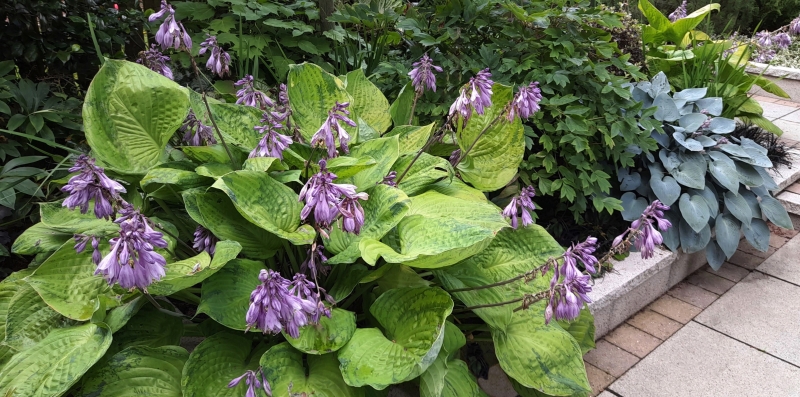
[620, 72, 793, 269]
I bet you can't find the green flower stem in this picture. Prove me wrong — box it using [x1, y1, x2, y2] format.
[446, 257, 558, 293]
[395, 112, 456, 184]
[455, 290, 550, 313]
[454, 104, 511, 165]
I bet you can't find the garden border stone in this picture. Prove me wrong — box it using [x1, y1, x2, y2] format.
[747, 62, 800, 103]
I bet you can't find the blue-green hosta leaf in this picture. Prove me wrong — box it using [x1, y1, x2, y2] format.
[337, 287, 453, 390]
[670, 154, 706, 190]
[457, 83, 525, 191]
[724, 190, 752, 226]
[759, 196, 793, 230]
[287, 63, 353, 142]
[325, 185, 410, 265]
[182, 333, 267, 397]
[679, 219, 711, 254]
[679, 193, 710, 233]
[10, 222, 71, 255]
[735, 162, 764, 187]
[648, 73, 671, 99]
[385, 123, 434, 155]
[649, 164, 680, 206]
[390, 153, 451, 196]
[213, 170, 316, 245]
[197, 259, 265, 331]
[694, 135, 717, 147]
[708, 158, 739, 193]
[695, 97, 723, 116]
[673, 132, 703, 151]
[284, 309, 356, 355]
[739, 137, 768, 155]
[621, 192, 648, 221]
[344, 69, 391, 134]
[706, 240, 726, 271]
[0, 324, 112, 396]
[742, 218, 771, 252]
[678, 113, 708, 133]
[4, 281, 68, 351]
[717, 144, 751, 159]
[653, 92, 680, 122]
[714, 214, 741, 259]
[618, 168, 642, 191]
[389, 82, 415, 126]
[738, 147, 773, 168]
[674, 88, 708, 101]
[358, 191, 507, 269]
[147, 240, 241, 296]
[659, 149, 681, 172]
[691, 185, 719, 218]
[261, 343, 363, 397]
[79, 346, 188, 397]
[340, 136, 400, 190]
[662, 208, 682, 251]
[708, 117, 736, 134]
[83, 60, 189, 174]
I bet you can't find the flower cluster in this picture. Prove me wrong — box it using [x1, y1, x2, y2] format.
[234, 75, 275, 110]
[249, 112, 293, 160]
[545, 236, 598, 323]
[148, 0, 192, 51]
[245, 269, 330, 338]
[199, 35, 231, 78]
[409, 53, 443, 94]
[501, 186, 536, 229]
[668, 0, 687, 22]
[448, 68, 494, 125]
[179, 110, 216, 146]
[61, 155, 126, 219]
[137, 44, 173, 80]
[310, 102, 357, 158]
[612, 200, 673, 259]
[298, 160, 368, 234]
[228, 368, 271, 397]
[507, 82, 543, 122]
[193, 225, 218, 255]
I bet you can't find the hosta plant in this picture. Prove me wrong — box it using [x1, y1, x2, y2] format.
[619, 72, 793, 269]
[1, 58, 660, 397]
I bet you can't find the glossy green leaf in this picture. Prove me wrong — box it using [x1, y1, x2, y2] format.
[328, 264, 371, 302]
[284, 308, 356, 355]
[182, 333, 266, 397]
[4, 281, 66, 350]
[103, 296, 146, 333]
[198, 259, 264, 331]
[111, 301, 183, 352]
[10, 222, 71, 255]
[148, 240, 241, 296]
[261, 342, 364, 397]
[141, 167, 212, 193]
[341, 136, 400, 190]
[457, 84, 524, 191]
[385, 123, 434, 155]
[83, 60, 190, 174]
[287, 63, 353, 141]
[345, 69, 391, 134]
[390, 153, 451, 196]
[39, 201, 120, 235]
[79, 346, 188, 397]
[390, 82, 415, 126]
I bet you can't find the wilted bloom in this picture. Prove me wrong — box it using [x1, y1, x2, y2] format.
[668, 0, 687, 22]
[199, 35, 231, 77]
[246, 269, 321, 338]
[311, 102, 357, 158]
[250, 112, 292, 160]
[502, 186, 536, 229]
[756, 31, 773, 47]
[300, 244, 329, 280]
[228, 368, 271, 397]
[409, 53, 443, 94]
[790, 17, 800, 35]
[507, 82, 543, 121]
[298, 160, 369, 232]
[74, 235, 102, 265]
[774, 32, 792, 50]
[448, 68, 494, 124]
[563, 236, 599, 274]
[193, 225, 218, 255]
[234, 75, 275, 110]
[381, 171, 397, 187]
[612, 200, 672, 259]
[137, 44, 173, 80]
[180, 110, 216, 146]
[95, 209, 168, 290]
[148, 0, 192, 51]
[62, 155, 126, 220]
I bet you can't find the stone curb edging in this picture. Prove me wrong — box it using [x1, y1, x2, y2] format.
[747, 62, 800, 104]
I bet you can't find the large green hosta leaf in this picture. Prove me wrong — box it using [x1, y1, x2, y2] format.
[183, 190, 281, 259]
[340, 136, 400, 190]
[79, 346, 188, 397]
[284, 308, 357, 355]
[420, 322, 487, 397]
[147, 240, 241, 296]
[358, 191, 507, 269]
[213, 170, 316, 245]
[344, 69, 391, 134]
[0, 324, 112, 397]
[4, 281, 67, 350]
[385, 123, 434, 155]
[141, 167, 212, 196]
[325, 184, 410, 264]
[261, 343, 363, 397]
[287, 63, 353, 141]
[337, 287, 454, 390]
[10, 222, 72, 255]
[39, 201, 120, 236]
[639, 0, 720, 47]
[456, 83, 524, 191]
[83, 59, 190, 174]
[110, 301, 183, 354]
[182, 333, 267, 397]
[205, 100, 263, 150]
[198, 259, 265, 330]
[390, 153, 451, 196]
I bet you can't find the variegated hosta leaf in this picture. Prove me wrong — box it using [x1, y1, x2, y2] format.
[261, 343, 364, 397]
[287, 63, 354, 142]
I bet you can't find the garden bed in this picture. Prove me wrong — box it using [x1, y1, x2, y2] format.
[747, 62, 800, 103]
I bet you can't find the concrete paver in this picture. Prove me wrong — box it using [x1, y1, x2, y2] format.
[685, 270, 736, 294]
[604, 323, 662, 358]
[666, 282, 718, 308]
[706, 263, 750, 283]
[762, 102, 800, 120]
[773, 119, 800, 142]
[609, 322, 800, 397]
[696, 272, 800, 366]
[736, 243, 777, 259]
[625, 310, 682, 340]
[727, 250, 764, 270]
[585, 363, 615, 397]
[757, 234, 800, 285]
[583, 340, 639, 377]
[646, 294, 702, 323]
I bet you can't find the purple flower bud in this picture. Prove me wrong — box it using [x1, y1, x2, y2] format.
[668, 0, 687, 22]
[633, 200, 672, 259]
[756, 31, 772, 47]
[180, 110, 216, 146]
[149, 0, 191, 51]
[448, 68, 494, 125]
[563, 236, 599, 274]
[381, 171, 397, 187]
[507, 82, 543, 121]
[137, 44, 173, 80]
[193, 225, 218, 255]
[199, 35, 231, 77]
[773, 32, 792, 50]
[62, 155, 126, 220]
[791, 17, 800, 35]
[298, 161, 369, 233]
[249, 112, 293, 160]
[548, 271, 592, 323]
[502, 186, 536, 229]
[74, 234, 89, 253]
[234, 75, 275, 110]
[409, 53, 443, 94]
[300, 244, 329, 280]
[228, 368, 272, 397]
[311, 102, 357, 158]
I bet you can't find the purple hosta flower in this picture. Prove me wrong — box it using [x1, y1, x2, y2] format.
[62, 155, 126, 220]
[311, 102, 357, 158]
[235, 75, 275, 110]
[148, 0, 192, 51]
[193, 225, 218, 255]
[501, 186, 536, 229]
[290, 274, 332, 325]
[612, 200, 673, 259]
[381, 171, 397, 187]
[755, 49, 777, 63]
[298, 160, 369, 233]
[228, 368, 272, 397]
[716, 137, 730, 145]
[773, 33, 792, 50]
[563, 236, 599, 274]
[250, 112, 292, 160]
[199, 35, 231, 77]
[546, 270, 593, 323]
[137, 44, 173, 80]
[409, 53, 443, 94]
[448, 68, 494, 124]
[180, 110, 216, 146]
[668, 0, 687, 22]
[74, 235, 102, 265]
[300, 244, 330, 280]
[246, 269, 325, 338]
[507, 82, 543, 122]
[95, 210, 168, 290]
[448, 149, 462, 167]
[756, 31, 773, 48]
[791, 17, 800, 35]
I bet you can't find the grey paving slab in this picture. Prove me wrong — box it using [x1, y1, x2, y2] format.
[596, 392, 616, 397]
[778, 190, 800, 215]
[774, 119, 800, 142]
[762, 102, 800, 120]
[695, 272, 800, 366]
[609, 321, 800, 397]
[758, 234, 800, 285]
